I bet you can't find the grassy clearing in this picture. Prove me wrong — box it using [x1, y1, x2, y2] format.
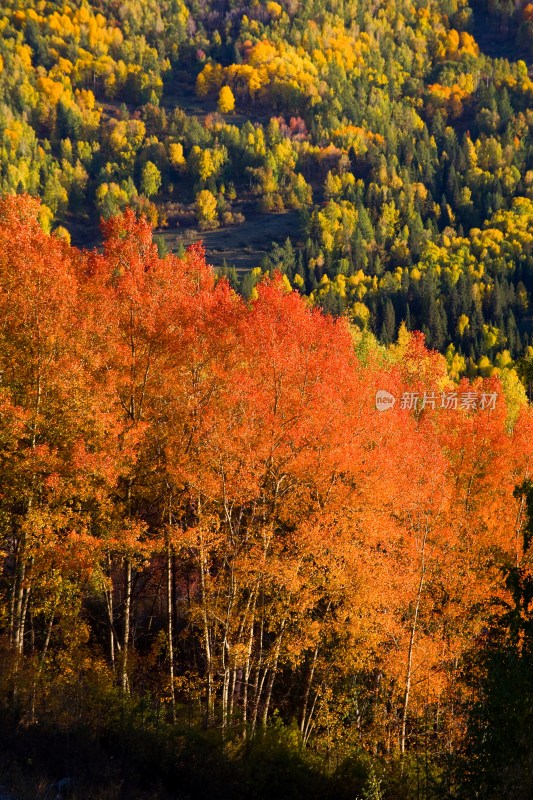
[157, 210, 304, 272]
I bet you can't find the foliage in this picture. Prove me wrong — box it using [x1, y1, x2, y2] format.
[0, 197, 532, 799]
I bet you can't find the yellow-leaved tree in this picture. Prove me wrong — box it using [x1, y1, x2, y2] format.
[195, 189, 218, 228]
[217, 85, 235, 114]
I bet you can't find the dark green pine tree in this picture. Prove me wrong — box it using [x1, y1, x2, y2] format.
[507, 310, 519, 357]
[353, 230, 369, 271]
[491, 278, 504, 319]
[356, 202, 374, 242]
[372, 254, 384, 277]
[275, 237, 296, 279]
[498, 87, 513, 128]
[446, 164, 461, 207]
[408, 212, 425, 260]
[295, 250, 305, 284]
[405, 303, 412, 331]
[304, 259, 318, 293]
[380, 298, 396, 344]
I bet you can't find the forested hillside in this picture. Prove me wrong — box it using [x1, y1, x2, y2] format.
[0, 0, 532, 379]
[1, 2, 533, 796]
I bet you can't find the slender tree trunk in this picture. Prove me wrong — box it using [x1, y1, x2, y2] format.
[31, 593, 59, 721]
[167, 539, 176, 722]
[121, 557, 132, 693]
[262, 621, 285, 728]
[13, 551, 27, 655]
[198, 530, 214, 726]
[221, 559, 236, 733]
[19, 569, 32, 655]
[300, 643, 320, 738]
[250, 666, 269, 738]
[249, 603, 266, 737]
[38, 596, 58, 677]
[14, 555, 33, 656]
[401, 527, 428, 756]
[8, 525, 20, 646]
[303, 690, 320, 747]
[104, 552, 118, 672]
[242, 609, 256, 728]
[228, 667, 238, 725]
[233, 585, 257, 729]
[222, 667, 230, 732]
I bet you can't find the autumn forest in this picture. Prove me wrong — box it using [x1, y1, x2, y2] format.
[0, 0, 533, 798]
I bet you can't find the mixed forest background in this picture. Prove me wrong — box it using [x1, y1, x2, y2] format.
[1, 0, 533, 798]
[0, 0, 533, 374]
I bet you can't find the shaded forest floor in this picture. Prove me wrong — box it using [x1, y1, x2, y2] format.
[0, 713, 364, 800]
[159, 209, 304, 272]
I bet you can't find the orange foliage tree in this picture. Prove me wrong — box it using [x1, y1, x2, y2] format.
[0, 195, 531, 765]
